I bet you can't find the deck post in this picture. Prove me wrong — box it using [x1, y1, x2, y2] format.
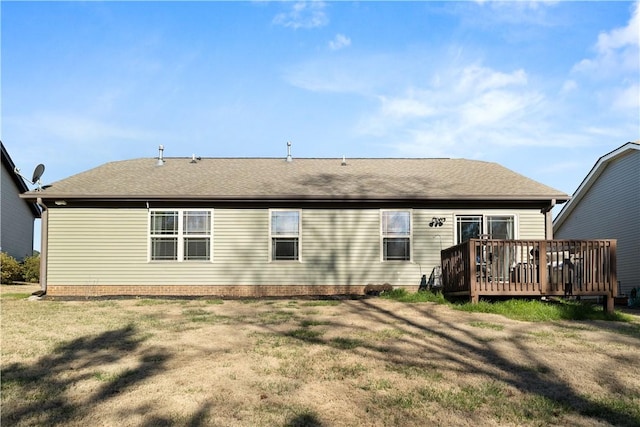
[538, 241, 548, 295]
[468, 240, 476, 300]
[605, 240, 618, 314]
[604, 295, 614, 314]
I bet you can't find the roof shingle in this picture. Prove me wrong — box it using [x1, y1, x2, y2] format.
[24, 157, 569, 202]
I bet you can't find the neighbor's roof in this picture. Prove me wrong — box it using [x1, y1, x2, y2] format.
[22, 157, 569, 203]
[554, 141, 639, 229]
[1, 142, 41, 217]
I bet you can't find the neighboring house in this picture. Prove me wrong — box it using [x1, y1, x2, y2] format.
[554, 141, 640, 297]
[22, 153, 569, 297]
[1, 142, 40, 261]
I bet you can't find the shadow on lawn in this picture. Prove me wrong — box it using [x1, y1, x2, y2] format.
[372, 299, 639, 425]
[1, 325, 173, 426]
[273, 299, 640, 426]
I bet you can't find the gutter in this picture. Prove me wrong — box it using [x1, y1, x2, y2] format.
[35, 198, 48, 295]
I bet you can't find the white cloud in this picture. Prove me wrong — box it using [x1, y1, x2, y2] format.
[596, 2, 640, 52]
[329, 33, 351, 51]
[379, 95, 435, 119]
[612, 83, 640, 111]
[465, 0, 561, 27]
[571, 2, 639, 118]
[352, 64, 547, 157]
[273, 1, 328, 29]
[456, 65, 528, 93]
[7, 111, 160, 144]
[561, 80, 577, 94]
[283, 53, 402, 94]
[573, 2, 639, 77]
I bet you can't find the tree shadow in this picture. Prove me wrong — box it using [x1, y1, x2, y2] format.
[266, 298, 640, 426]
[139, 400, 214, 427]
[1, 325, 170, 426]
[285, 411, 324, 427]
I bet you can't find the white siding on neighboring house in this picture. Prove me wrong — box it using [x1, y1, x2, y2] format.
[47, 206, 546, 290]
[1, 164, 35, 260]
[554, 147, 640, 296]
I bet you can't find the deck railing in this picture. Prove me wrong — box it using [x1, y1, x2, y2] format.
[441, 239, 617, 312]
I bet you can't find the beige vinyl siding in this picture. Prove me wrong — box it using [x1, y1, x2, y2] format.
[514, 210, 546, 239]
[47, 208, 148, 285]
[47, 206, 546, 288]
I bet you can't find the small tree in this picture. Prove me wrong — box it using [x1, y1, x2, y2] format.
[22, 254, 40, 283]
[1, 252, 22, 284]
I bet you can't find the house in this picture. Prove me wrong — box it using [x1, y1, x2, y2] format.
[554, 141, 640, 298]
[1, 142, 40, 261]
[21, 151, 570, 297]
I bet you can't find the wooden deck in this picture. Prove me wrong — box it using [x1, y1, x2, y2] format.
[441, 239, 617, 312]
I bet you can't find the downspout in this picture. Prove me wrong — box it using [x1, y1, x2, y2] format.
[36, 198, 48, 294]
[543, 199, 556, 240]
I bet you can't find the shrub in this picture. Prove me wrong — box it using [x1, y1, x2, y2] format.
[1, 252, 22, 284]
[21, 255, 40, 283]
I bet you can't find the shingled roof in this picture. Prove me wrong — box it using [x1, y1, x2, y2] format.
[23, 157, 569, 203]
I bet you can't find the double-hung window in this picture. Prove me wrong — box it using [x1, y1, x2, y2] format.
[270, 210, 300, 261]
[381, 210, 411, 261]
[150, 210, 212, 261]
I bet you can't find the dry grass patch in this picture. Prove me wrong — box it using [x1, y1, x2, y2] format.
[2, 284, 640, 426]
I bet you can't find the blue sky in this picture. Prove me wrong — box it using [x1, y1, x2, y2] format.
[2, 1, 639, 208]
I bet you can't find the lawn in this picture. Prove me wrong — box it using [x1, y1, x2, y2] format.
[2, 284, 639, 426]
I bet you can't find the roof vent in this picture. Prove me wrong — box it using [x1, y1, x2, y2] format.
[286, 141, 293, 162]
[156, 145, 165, 166]
[190, 154, 201, 164]
[341, 155, 347, 166]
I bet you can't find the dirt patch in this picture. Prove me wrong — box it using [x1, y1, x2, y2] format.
[2, 284, 639, 426]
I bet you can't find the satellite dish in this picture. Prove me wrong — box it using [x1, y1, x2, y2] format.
[32, 164, 45, 183]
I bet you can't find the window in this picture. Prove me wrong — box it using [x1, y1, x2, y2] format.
[271, 210, 300, 261]
[150, 210, 212, 261]
[382, 210, 411, 261]
[486, 216, 514, 240]
[456, 215, 482, 244]
[456, 214, 515, 244]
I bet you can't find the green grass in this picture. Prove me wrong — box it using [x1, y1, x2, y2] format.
[285, 328, 324, 342]
[385, 363, 443, 381]
[381, 289, 632, 323]
[300, 300, 341, 307]
[0, 293, 32, 300]
[330, 337, 364, 350]
[469, 321, 505, 331]
[580, 393, 640, 426]
[455, 299, 631, 322]
[257, 310, 298, 324]
[328, 363, 368, 380]
[380, 288, 446, 303]
[299, 319, 329, 327]
[135, 298, 170, 306]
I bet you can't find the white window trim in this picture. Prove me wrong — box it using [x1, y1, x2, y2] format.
[380, 209, 413, 262]
[269, 209, 302, 262]
[148, 209, 214, 262]
[453, 213, 518, 244]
